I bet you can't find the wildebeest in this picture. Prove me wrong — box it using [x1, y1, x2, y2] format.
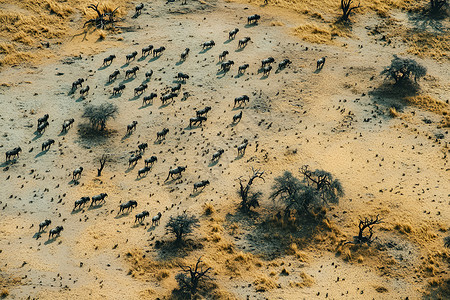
[229, 28, 239, 40]
[212, 149, 224, 161]
[152, 212, 162, 226]
[119, 200, 137, 214]
[5, 147, 21, 161]
[180, 48, 190, 61]
[113, 84, 126, 95]
[247, 14, 261, 24]
[145, 70, 153, 80]
[189, 116, 207, 128]
[48, 226, 63, 239]
[128, 153, 142, 166]
[37, 121, 49, 134]
[91, 193, 108, 206]
[144, 156, 157, 167]
[171, 83, 182, 93]
[201, 40, 215, 49]
[80, 85, 90, 96]
[141, 45, 153, 57]
[61, 118, 74, 133]
[125, 66, 139, 78]
[196, 106, 211, 117]
[156, 128, 169, 141]
[237, 139, 249, 155]
[161, 92, 177, 105]
[138, 142, 148, 152]
[38, 114, 49, 127]
[262, 65, 272, 76]
[175, 72, 189, 82]
[126, 51, 138, 63]
[165, 166, 186, 181]
[238, 64, 249, 74]
[135, 3, 144, 15]
[278, 58, 292, 70]
[153, 46, 166, 57]
[143, 93, 157, 105]
[108, 70, 120, 82]
[134, 83, 148, 96]
[219, 50, 229, 61]
[261, 57, 275, 67]
[238, 37, 251, 48]
[317, 56, 326, 69]
[39, 219, 51, 232]
[127, 121, 138, 135]
[193, 180, 210, 192]
[233, 111, 243, 123]
[234, 95, 249, 107]
[72, 78, 84, 91]
[135, 211, 149, 223]
[103, 54, 116, 66]
[72, 166, 83, 180]
[73, 197, 90, 210]
[41, 139, 55, 151]
[220, 60, 234, 72]
[138, 166, 150, 177]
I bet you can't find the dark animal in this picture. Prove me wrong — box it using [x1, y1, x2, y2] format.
[119, 200, 138, 214]
[137, 166, 150, 177]
[145, 70, 153, 80]
[161, 92, 177, 105]
[219, 50, 229, 61]
[144, 156, 157, 167]
[193, 180, 210, 192]
[138, 142, 148, 152]
[135, 211, 149, 223]
[143, 93, 157, 105]
[141, 45, 153, 57]
[237, 139, 249, 155]
[247, 14, 261, 24]
[171, 83, 182, 93]
[152, 212, 162, 226]
[72, 78, 84, 90]
[196, 106, 211, 117]
[134, 83, 148, 96]
[126, 51, 138, 63]
[103, 54, 116, 66]
[61, 118, 74, 132]
[74, 197, 90, 210]
[112, 84, 126, 95]
[153, 46, 166, 57]
[262, 65, 272, 76]
[261, 57, 275, 67]
[108, 70, 120, 82]
[38, 114, 49, 127]
[233, 111, 243, 123]
[201, 40, 215, 49]
[278, 58, 292, 70]
[238, 64, 249, 74]
[5, 147, 21, 161]
[156, 128, 169, 140]
[189, 116, 207, 128]
[48, 226, 63, 239]
[41, 139, 55, 151]
[175, 72, 190, 82]
[125, 66, 139, 78]
[212, 149, 224, 161]
[127, 121, 138, 135]
[135, 3, 144, 15]
[80, 85, 90, 96]
[229, 28, 239, 40]
[91, 193, 108, 206]
[238, 37, 251, 48]
[165, 166, 186, 181]
[72, 167, 83, 180]
[180, 48, 190, 61]
[39, 219, 51, 232]
[234, 95, 249, 107]
[128, 153, 142, 166]
[220, 60, 234, 72]
[317, 56, 326, 69]
[37, 121, 49, 134]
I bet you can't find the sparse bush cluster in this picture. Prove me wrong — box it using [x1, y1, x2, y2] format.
[381, 55, 427, 84]
[82, 103, 118, 131]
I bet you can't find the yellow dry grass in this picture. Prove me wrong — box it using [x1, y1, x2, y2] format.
[405, 95, 449, 116]
[389, 107, 400, 117]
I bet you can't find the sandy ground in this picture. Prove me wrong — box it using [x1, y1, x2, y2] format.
[0, 0, 449, 299]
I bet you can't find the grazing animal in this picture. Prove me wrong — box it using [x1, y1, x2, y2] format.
[180, 48, 190, 61]
[220, 60, 234, 72]
[317, 56, 326, 69]
[189, 116, 207, 128]
[152, 212, 162, 226]
[237, 139, 249, 155]
[134, 83, 148, 96]
[176, 72, 190, 82]
[5, 147, 22, 161]
[108, 70, 120, 82]
[238, 64, 249, 74]
[74, 197, 90, 210]
[135, 3, 144, 15]
[261, 57, 275, 67]
[193, 180, 210, 192]
[125, 66, 139, 78]
[165, 166, 186, 181]
[278, 58, 292, 70]
[161, 93, 177, 105]
[126, 51, 138, 63]
[135, 211, 149, 223]
[48, 226, 63, 239]
[171, 83, 182, 93]
[233, 111, 243, 123]
[41, 139, 55, 151]
[212, 149, 224, 161]
[247, 14, 261, 24]
[201, 40, 215, 49]
[37, 121, 49, 134]
[156, 128, 169, 141]
[112, 84, 126, 95]
[196, 106, 211, 117]
[127, 121, 138, 135]
[80, 85, 90, 96]
[119, 200, 138, 214]
[229, 28, 239, 39]
[39, 219, 51, 232]
[153, 46, 166, 57]
[234, 95, 249, 107]
[38, 114, 49, 127]
[138, 166, 150, 177]
[144, 156, 157, 167]
[145, 70, 153, 80]
[91, 193, 108, 206]
[138, 142, 148, 152]
[141, 45, 153, 57]
[238, 37, 251, 48]
[128, 153, 142, 166]
[143, 93, 157, 105]
[262, 65, 272, 76]
[72, 78, 84, 91]
[103, 54, 116, 66]
[61, 118, 74, 132]
[72, 167, 83, 180]
[219, 50, 229, 61]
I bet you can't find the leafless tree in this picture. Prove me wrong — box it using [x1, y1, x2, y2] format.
[176, 257, 212, 296]
[356, 215, 383, 243]
[237, 168, 265, 213]
[340, 0, 361, 21]
[97, 154, 108, 176]
[300, 165, 344, 204]
[84, 3, 121, 29]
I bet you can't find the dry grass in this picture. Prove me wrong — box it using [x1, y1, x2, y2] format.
[406, 31, 450, 60]
[253, 275, 278, 292]
[389, 107, 400, 117]
[0, 289, 9, 298]
[203, 203, 215, 216]
[405, 95, 449, 116]
[286, 243, 309, 262]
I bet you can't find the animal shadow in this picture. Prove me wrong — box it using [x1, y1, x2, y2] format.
[148, 56, 161, 63]
[75, 96, 85, 102]
[34, 151, 48, 158]
[175, 60, 185, 66]
[44, 237, 58, 245]
[115, 212, 130, 219]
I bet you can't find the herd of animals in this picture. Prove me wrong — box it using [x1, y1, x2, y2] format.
[4, 4, 327, 241]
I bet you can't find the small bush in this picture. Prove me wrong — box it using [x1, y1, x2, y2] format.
[381, 55, 427, 84]
[82, 103, 118, 131]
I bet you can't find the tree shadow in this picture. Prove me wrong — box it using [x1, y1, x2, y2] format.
[76, 123, 117, 147]
[369, 80, 421, 109]
[156, 239, 204, 260]
[408, 11, 447, 33]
